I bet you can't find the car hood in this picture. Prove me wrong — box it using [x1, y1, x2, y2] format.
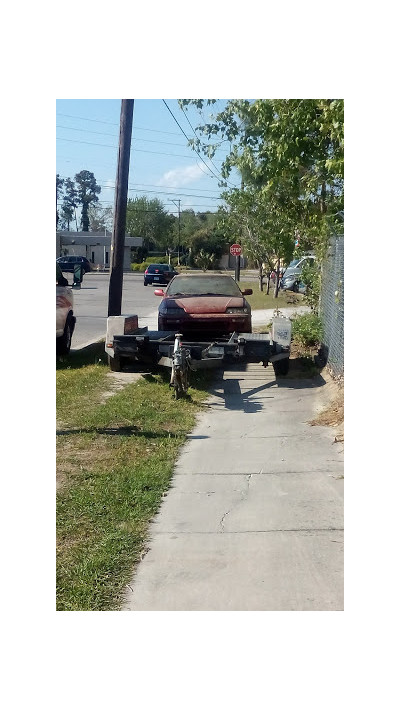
[167, 295, 247, 314]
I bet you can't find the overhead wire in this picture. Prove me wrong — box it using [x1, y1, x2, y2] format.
[178, 101, 236, 189]
[56, 175, 223, 201]
[56, 123, 227, 153]
[57, 136, 224, 161]
[161, 100, 227, 183]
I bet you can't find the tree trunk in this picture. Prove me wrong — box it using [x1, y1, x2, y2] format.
[258, 261, 264, 291]
[273, 257, 281, 298]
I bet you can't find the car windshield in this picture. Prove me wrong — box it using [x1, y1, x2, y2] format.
[287, 259, 301, 268]
[166, 275, 243, 297]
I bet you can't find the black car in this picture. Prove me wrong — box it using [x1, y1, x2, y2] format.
[144, 264, 178, 286]
[56, 255, 92, 273]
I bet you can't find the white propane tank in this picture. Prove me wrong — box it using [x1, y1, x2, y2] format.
[271, 316, 292, 347]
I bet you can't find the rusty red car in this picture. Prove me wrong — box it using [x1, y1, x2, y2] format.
[155, 273, 252, 338]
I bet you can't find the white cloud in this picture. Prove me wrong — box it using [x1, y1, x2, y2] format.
[157, 163, 205, 188]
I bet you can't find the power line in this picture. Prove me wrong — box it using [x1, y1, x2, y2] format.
[57, 176, 223, 201]
[178, 102, 236, 188]
[57, 123, 227, 154]
[57, 112, 190, 137]
[56, 136, 224, 161]
[161, 100, 227, 183]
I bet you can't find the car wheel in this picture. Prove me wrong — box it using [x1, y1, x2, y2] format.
[273, 358, 290, 376]
[57, 315, 74, 356]
[144, 281, 147, 286]
[292, 281, 299, 293]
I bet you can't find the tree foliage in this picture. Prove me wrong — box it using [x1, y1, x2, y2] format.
[56, 175, 64, 228]
[88, 204, 113, 232]
[125, 197, 175, 252]
[74, 170, 101, 232]
[59, 177, 79, 231]
[179, 99, 344, 257]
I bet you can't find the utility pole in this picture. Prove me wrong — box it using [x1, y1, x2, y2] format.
[108, 100, 134, 316]
[171, 199, 181, 266]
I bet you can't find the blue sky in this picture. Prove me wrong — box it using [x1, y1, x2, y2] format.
[56, 99, 242, 222]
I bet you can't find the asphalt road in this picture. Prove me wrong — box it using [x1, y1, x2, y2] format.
[67, 270, 307, 350]
[67, 272, 160, 349]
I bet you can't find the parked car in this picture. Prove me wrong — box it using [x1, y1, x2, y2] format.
[155, 273, 252, 338]
[56, 263, 76, 355]
[280, 254, 315, 292]
[56, 255, 92, 273]
[144, 263, 178, 286]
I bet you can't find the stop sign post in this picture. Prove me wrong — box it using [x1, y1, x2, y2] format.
[230, 244, 242, 281]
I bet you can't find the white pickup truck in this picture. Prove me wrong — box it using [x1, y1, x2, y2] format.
[56, 264, 76, 355]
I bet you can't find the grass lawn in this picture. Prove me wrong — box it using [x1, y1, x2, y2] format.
[239, 281, 305, 310]
[56, 343, 211, 611]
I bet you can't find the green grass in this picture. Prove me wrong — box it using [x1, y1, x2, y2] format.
[56, 345, 211, 610]
[239, 281, 305, 310]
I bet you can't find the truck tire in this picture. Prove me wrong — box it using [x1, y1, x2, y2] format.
[108, 354, 122, 372]
[273, 357, 290, 376]
[57, 315, 74, 356]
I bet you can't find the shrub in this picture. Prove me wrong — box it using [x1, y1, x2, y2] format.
[131, 262, 150, 272]
[301, 262, 320, 311]
[291, 312, 323, 349]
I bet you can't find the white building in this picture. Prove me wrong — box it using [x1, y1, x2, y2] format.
[56, 231, 142, 271]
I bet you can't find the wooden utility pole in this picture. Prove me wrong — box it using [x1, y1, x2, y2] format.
[108, 100, 134, 316]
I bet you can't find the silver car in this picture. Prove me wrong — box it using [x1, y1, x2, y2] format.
[280, 254, 315, 292]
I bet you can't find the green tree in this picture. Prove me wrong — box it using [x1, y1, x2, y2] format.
[218, 187, 295, 296]
[60, 177, 79, 231]
[179, 99, 344, 256]
[56, 174, 64, 228]
[74, 170, 101, 232]
[88, 204, 114, 232]
[126, 197, 175, 252]
[187, 226, 225, 268]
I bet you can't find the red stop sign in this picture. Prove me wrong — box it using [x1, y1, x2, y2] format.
[230, 243, 242, 256]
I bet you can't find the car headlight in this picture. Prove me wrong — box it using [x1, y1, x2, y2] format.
[225, 307, 250, 314]
[159, 305, 185, 315]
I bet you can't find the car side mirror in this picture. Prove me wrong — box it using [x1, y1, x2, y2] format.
[241, 288, 253, 296]
[154, 289, 165, 296]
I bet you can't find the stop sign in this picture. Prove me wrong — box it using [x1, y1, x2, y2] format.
[230, 243, 242, 256]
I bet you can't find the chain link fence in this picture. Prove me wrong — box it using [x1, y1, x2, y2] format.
[319, 234, 344, 378]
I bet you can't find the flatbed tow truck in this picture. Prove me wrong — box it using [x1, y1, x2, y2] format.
[105, 314, 292, 399]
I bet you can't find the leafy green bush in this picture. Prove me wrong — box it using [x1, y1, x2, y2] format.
[146, 256, 169, 264]
[301, 262, 320, 311]
[131, 262, 147, 272]
[131, 257, 176, 272]
[291, 312, 323, 348]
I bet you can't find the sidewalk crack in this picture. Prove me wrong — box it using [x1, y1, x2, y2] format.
[219, 471, 257, 532]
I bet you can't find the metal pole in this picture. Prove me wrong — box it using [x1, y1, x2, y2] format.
[235, 255, 241, 282]
[108, 100, 134, 316]
[177, 198, 181, 266]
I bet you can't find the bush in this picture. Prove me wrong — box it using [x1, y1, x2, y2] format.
[291, 312, 323, 349]
[131, 261, 150, 272]
[301, 262, 320, 311]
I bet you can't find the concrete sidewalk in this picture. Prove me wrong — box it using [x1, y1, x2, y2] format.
[122, 363, 344, 611]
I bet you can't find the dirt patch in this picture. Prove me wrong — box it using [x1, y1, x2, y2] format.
[309, 368, 344, 443]
[99, 371, 146, 402]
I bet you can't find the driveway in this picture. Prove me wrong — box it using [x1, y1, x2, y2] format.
[122, 363, 344, 611]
